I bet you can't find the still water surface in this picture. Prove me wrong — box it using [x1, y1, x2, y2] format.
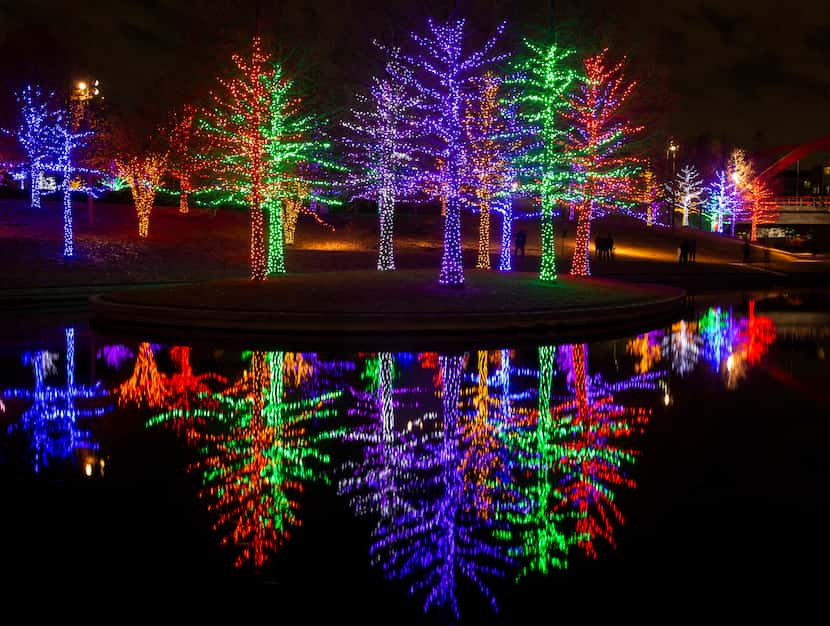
[1, 291, 828, 620]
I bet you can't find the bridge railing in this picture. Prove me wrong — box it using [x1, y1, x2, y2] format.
[768, 196, 830, 211]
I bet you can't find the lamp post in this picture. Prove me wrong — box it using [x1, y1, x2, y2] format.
[70, 79, 100, 224]
[667, 139, 679, 234]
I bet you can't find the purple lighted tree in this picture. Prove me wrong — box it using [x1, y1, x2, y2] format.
[343, 50, 422, 271]
[395, 18, 506, 286]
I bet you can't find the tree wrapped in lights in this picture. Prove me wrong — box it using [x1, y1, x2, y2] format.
[564, 50, 642, 276]
[745, 178, 776, 242]
[464, 73, 528, 271]
[3, 85, 59, 210]
[116, 342, 169, 408]
[509, 40, 579, 281]
[396, 18, 506, 286]
[200, 37, 274, 280]
[262, 65, 341, 276]
[666, 164, 704, 228]
[368, 354, 513, 617]
[164, 105, 199, 214]
[50, 117, 95, 257]
[148, 351, 342, 568]
[282, 177, 308, 246]
[553, 343, 659, 557]
[661, 320, 702, 377]
[726, 149, 754, 236]
[704, 170, 739, 234]
[343, 49, 422, 271]
[2, 328, 109, 474]
[640, 167, 662, 227]
[115, 152, 167, 238]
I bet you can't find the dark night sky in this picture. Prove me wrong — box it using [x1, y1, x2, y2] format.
[1, 0, 828, 158]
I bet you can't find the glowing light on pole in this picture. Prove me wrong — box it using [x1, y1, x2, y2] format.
[397, 18, 506, 286]
[510, 40, 579, 281]
[564, 50, 642, 276]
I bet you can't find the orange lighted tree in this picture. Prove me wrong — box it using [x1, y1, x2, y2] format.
[164, 105, 199, 214]
[116, 342, 169, 408]
[115, 153, 167, 237]
[746, 178, 776, 242]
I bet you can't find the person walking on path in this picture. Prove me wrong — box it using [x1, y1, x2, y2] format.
[514, 230, 526, 258]
[743, 237, 751, 263]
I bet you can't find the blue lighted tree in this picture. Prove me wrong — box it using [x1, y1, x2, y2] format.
[3, 85, 60, 210]
[2, 328, 109, 474]
[395, 18, 506, 286]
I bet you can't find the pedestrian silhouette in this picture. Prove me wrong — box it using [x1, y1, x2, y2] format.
[679, 238, 689, 264]
[688, 238, 696, 263]
[515, 230, 526, 258]
[743, 238, 751, 263]
[607, 234, 614, 260]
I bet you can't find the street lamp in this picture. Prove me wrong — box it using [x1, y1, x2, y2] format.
[667, 139, 679, 232]
[70, 79, 102, 224]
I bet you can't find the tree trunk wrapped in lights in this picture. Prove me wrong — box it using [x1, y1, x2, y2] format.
[343, 49, 422, 271]
[509, 41, 579, 281]
[746, 178, 776, 242]
[705, 170, 739, 234]
[464, 72, 523, 270]
[200, 38, 273, 280]
[164, 104, 199, 214]
[563, 50, 642, 277]
[640, 167, 662, 227]
[4, 86, 59, 210]
[394, 18, 506, 287]
[115, 153, 167, 238]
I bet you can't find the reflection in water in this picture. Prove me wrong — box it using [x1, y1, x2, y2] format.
[2, 328, 109, 473]
[0, 297, 790, 618]
[148, 351, 343, 568]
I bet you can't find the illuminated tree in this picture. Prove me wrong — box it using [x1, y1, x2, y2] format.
[3, 85, 59, 209]
[464, 72, 524, 270]
[166, 346, 226, 412]
[282, 178, 308, 245]
[554, 344, 658, 557]
[666, 164, 704, 227]
[639, 167, 662, 227]
[200, 37, 274, 280]
[148, 351, 342, 569]
[164, 104, 199, 214]
[396, 18, 506, 286]
[262, 65, 340, 276]
[626, 330, 663, 374]
[704, 170, 739, 234]
[116, 342, 169, 408]
[661, 320, 702, 377]
[510, 40, 579, 280]
[726, 149, 754, 236]
[115, 152, 168, 238]
[745, 178, 776, 242]
[2, 328, 108, 474]
[343, 49, 421, 271]
[51, 118, 95, 257]
[564, 50, 642, 276]
[369, 354, 512, 616]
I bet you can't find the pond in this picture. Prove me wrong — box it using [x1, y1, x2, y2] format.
[1, 290, 828, 620]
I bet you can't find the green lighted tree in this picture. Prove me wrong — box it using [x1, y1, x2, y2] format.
[509, 40, 579, 282]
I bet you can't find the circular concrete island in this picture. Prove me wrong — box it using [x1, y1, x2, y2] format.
[91, 270, 685, 343]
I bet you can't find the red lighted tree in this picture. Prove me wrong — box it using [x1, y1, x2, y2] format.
[200, 37, 274, 280]
[164, 105, 200, 214]
[564, 50, 642, 276]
